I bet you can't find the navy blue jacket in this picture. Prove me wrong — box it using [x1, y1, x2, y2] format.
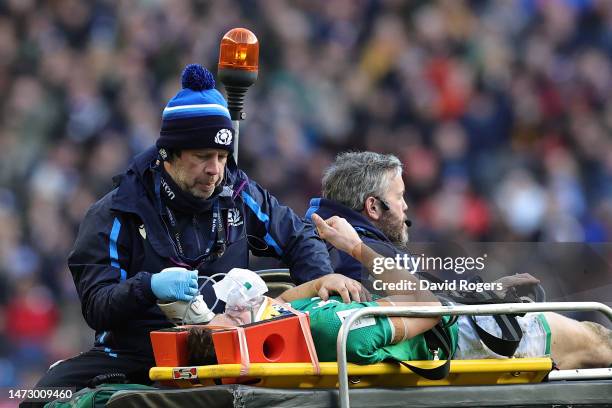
[305, 198, 404, 282]
[68, 147, 333, 358]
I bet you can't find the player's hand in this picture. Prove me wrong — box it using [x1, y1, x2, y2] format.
[314, 273, 371, 303]
[494, 273, 540, 298]
[151, 267, 199, 302]
[312, 213, 362, 255]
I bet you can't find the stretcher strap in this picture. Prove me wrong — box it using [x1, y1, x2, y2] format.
[282, 303, 321, 375]
[468, 314, 523, 357]
[209, 324, 251, 376]
[235, 326, 250, 376]
[397, 325, 453, 380]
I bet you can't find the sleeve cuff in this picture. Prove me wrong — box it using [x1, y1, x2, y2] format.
[135, 271, 157, 304]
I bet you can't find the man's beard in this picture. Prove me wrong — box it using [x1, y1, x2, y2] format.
[174, 169, 219, 200]
[376, 216, 409, 249]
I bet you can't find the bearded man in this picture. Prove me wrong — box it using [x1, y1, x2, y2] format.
[306, 151, 411, 282]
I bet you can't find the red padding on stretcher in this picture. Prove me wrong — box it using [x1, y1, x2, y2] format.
[212, 314, 312, 364]
[150, 314, 313, 368]
[150, 328, 190, 367]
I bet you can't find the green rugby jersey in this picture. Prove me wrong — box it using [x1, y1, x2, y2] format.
[289, 296, 458, 364]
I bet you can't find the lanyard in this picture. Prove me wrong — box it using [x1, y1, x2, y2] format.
[165, 202, 222, 259]
[154, 170, 226, 265]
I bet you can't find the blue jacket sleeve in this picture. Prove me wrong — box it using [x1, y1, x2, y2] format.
[240, 178, 334, 284]
[68, 194, 158, 331]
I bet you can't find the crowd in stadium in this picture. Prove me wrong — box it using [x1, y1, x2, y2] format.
[0, 0, 611, 388]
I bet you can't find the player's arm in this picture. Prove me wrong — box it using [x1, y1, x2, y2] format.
[275, 274, 370, 303]
[312, 214, 442, 343]
[311, 213, 438, 303]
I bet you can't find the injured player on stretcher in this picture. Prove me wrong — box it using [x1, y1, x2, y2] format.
[186, 214, 612, 371]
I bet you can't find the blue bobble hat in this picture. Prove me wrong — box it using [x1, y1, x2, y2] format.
[156, 64, 234, 156]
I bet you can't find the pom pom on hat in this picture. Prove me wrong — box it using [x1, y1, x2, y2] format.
[181, 64, 215, 91]
[157, 64, 234, 155]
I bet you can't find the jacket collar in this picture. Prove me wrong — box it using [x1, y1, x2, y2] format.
[109, 146, 245, 259]
[305, 197, 392, 243]
[111, 147, 241, 211]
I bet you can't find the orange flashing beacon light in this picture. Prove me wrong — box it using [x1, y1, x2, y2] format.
[218, 28, 259, 72]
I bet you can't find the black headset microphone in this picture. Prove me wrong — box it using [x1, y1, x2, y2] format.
[374, 196, 412, 227]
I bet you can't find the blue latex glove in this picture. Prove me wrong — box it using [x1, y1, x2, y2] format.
[151, 267, 199, 302]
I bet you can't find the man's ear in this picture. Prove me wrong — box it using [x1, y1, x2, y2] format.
[163, 159, 174, 174]
[363, 196, 382, 221]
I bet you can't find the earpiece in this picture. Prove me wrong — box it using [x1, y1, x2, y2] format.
[374, 196, 412, 227]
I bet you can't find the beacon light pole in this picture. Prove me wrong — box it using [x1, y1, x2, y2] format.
[217, 28, 259, 164]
